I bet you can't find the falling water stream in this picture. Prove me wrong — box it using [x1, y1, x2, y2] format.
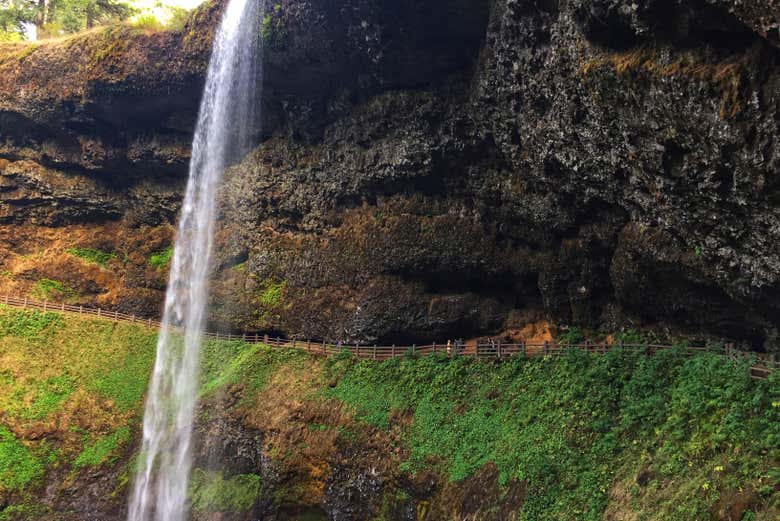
[127, 0, 264, 519]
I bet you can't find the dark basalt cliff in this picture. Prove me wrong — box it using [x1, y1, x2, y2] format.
[1, 0, 779, 350]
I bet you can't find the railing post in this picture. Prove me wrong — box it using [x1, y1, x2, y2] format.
[373, 344, 377, 360]
[264, 334, 269, 344]
[412, 344, 416, 356]
[3, 294, 8, 305]
[97, 308, 101, 317]
[391, 344, 396, 357]
[43, 300, 47, 312]
[114, 309, 118, 320]
[79, 305, 83, 314]
[544, 340, 549, 356]
[355, 342, 359, 358]
[23, 296, 27, 308]
[497, 340, 502, 359]
[131, 314, 135, 323]
[522, 340, 526, 357]
[475, 342, 479, 358]
[61, 302, 65, 311]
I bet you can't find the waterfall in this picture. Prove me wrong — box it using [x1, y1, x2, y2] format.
[127, 0, 264, 519]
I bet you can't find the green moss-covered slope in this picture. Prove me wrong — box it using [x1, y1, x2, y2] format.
[0, 305, 156, 519]
[0, 306, 777, 520]
[201, 334, 780, 520]
[323, 351, 779, 520]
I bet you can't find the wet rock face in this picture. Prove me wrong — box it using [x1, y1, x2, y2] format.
[322, 465, 384, 521]
[212, 0, 780, 349]
[571, 0, 773, 49]
[2, 0, 780, 349]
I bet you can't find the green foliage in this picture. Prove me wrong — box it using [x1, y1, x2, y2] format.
[260, 3, 286, 49]
[48, 0, 134, 34]
[0, 426, 44, 492]
[148, 246, 173, 270]
[0, 304, 63, 339]
[326, 350, 779, 520]
[163, 5, 188, 30]
[558, 327, 585, 346]
[88, 326, 156, 411]
[30, 278, 75, 301]
[73, 426, 130, 468]
[130, 13, 162, 31]
[259, 280, 285, 308]
[199, 339, 304, 399]
[253, 279, 287, 326]
[0, 502, 49, 521]
[21, 375, 74, 420]
[188, 470, 261, 514]
[614, 328, 649, 345]
[0, 306, 157, 499]
[66, 247, 116, 268]
[0, 0, 35, 39]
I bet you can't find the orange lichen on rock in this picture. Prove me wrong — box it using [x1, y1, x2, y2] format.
[580, 44, 765, 118]
[0, 222, 172, 314]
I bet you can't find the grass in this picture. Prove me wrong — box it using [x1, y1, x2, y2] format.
[0, 306, 777, 520]
[324, 350, 779, 520]
[148, 246, 173, 270]
[0, 503, 49, 521]
[66, 247, 116, 268]
[189, 470, 262, 514]
[199, 338, 305, 400]
[88, 328, 157, 412]
[190, 333, 779, 519]
[73, 426, 131, 468]
[30, 278, 75, 301]
[0, 426, 45, 492]
[0, 305, 63, 339]
[0, 305, 157, 505]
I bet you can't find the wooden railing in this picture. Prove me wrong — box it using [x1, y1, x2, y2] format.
[2, 294, 776, 379]
[1, 294, 161, 327]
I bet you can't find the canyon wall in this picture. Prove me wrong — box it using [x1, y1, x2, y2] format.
[1, 0, 779, 350]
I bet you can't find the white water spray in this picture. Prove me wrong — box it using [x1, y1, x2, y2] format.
[127, 0, 263, 519]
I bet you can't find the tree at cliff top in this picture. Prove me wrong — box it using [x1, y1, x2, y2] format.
[0, 0, 35, 40]
[0, 0, 203, 39]
[0, 0, 137, 39]
[47, 0, 133, 33]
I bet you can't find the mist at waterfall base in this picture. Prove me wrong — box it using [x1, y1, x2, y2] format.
[126, 0, 264, 519]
